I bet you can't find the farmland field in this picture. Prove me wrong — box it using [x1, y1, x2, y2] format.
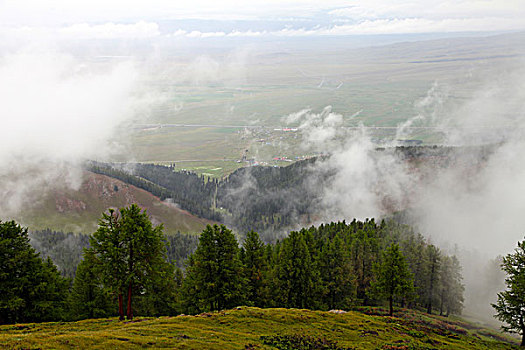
[121, 32, 525, 175]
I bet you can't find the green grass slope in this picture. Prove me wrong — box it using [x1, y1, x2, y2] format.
[14, 171, 215, 235]
[0, 307, 517, 349]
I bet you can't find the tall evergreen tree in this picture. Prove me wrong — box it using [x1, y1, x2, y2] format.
[181, 224, 246, 313]
[32, 257, 70, 322]
[0, 220, 68, 324]
[493, 238, 525, 346]
[319, 233, 356, 309]
[68, 250, 113, 320]
[136, 259, 179, 317]
[264, 241, 281, 308]
[276, 230, 320, 309]
[399, 232, 427, 308]
[241, 231, 268, 307]
[89, 204, 169, 320]
[438, 255, 464, 316]
[424, 245, 441, 314]
[89, 208, 126, 320]
[178, 255, 201, 314]
[370, 243, 414, 316]
[350, 226, 380, 305]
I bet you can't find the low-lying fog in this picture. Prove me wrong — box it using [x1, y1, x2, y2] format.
[1, 30, 524, 323]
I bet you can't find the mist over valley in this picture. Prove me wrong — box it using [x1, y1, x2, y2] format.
[1, 2, 525, 347]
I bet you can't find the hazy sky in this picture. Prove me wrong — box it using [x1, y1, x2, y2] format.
[1, 0, 524, 40]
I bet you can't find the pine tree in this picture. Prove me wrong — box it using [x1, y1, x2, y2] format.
[68, 250, 113, 320]
[399, 231, 427, 308]
[350, 226, 380, 305]
[438, 255, 464, 316]
[178, 255, 200, 314]
[493, 239, 525, 346]
[136, 259, 179, 317]
[89, 208, 126, 320]
[89, 204, 169, 320]
[31, 257, 70, 322]
[319, 233, 356, 309]
[0, 220, 68, 324]
[181, 225, 245, 313]
[263, 242, 281, 307]
[276, 230, 320, 309]
[241, 231, 268, 307]
[424, 245, 441, 314]
[370, 243, 414, 316]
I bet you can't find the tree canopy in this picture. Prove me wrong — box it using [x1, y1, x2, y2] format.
[370, 243, 414, 316]
[493, 238, 525, 346]
[0, 220, 68, 324]
[88, 204, 170, 320]
[181, 224, 246, 313]
[0, 213, 465, 324]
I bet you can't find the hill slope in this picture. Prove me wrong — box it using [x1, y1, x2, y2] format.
[0, 307, 517, 349]
[13, 171, 215, 235]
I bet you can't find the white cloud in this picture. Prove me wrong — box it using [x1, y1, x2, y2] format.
[0, 49, 156, 215]
[329, 1, 525, 21]
[169, 15, 525, 39]
[326, 0, 525, 34]
[228, 30, 266, 37]
[320, 17, 525, 35]
[0, 21, 161, 45]
[59, 21, 160, 39]
[178, 30, 227, 38]
[0, 52, 138, 161]
[1, 0, 524, 40]
[171, 29, 267, 38]
[0, 0, 348, 25]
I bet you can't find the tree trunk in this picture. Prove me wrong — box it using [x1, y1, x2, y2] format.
[127, 242, 133, 320]
[88, 286, 94, 319]
[389, 295, 393, 316]
[118, 293, 124, 321]
[127, 282, 133, 320]
[520, 314, 525, 347]
[439, 289, 444, 316]
[362, 258, 368, 305]
[427, 262, 436, 314]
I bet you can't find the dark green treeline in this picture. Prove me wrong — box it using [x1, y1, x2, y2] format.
[0, 213, 464, 324]
[87, 146, 495, 236]
[177, 219, 464, 317]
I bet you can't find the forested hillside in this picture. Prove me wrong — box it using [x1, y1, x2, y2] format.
[89, 162, 221, 222]
[88, 146, 489, 238]
[217, 157, 325, 234]
[88, 158, 326, 234]
[87, 158, 324, 237]
[14, 171, 215, 235]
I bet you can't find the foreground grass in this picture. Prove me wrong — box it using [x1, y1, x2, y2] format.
[0, 307, 518, 349]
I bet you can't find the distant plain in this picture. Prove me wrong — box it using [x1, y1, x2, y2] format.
[120, 32, 525, 176]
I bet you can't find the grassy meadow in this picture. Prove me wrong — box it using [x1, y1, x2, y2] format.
[0, 307, 517, 349]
